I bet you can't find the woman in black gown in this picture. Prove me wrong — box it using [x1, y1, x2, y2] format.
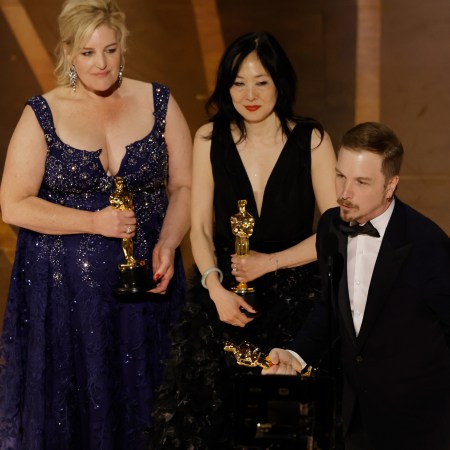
[151, 32, 337, 449]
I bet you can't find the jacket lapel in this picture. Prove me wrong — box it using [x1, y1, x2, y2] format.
[356, 200, 412, 348]
[331, 216, 357, 345]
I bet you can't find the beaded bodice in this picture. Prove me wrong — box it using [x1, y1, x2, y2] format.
[29, 83, 169, 214]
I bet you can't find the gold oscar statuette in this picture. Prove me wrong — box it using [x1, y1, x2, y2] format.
[110, 177, 153, 301]
[230, 199, 259, 317]
[224, 341, 317, 376]
[224, 340, 272, 369]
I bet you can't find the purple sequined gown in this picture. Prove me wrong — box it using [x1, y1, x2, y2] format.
[0, 83, 185, 450]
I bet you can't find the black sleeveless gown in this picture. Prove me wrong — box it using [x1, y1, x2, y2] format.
[150, 121, 322, 449]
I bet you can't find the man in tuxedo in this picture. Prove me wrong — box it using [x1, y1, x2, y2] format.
[263, 122, 450, 450]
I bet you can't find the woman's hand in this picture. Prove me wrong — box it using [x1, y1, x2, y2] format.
[92, 206, 137, 239]
[209, 284, 255, 327]
[149, 242, 175, 294]
[230, 250, 276, 283]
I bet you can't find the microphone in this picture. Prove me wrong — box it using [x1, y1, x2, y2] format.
[322, 233, 338, 277]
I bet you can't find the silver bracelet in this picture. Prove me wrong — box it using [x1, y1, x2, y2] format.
[201, 267, 224, 289]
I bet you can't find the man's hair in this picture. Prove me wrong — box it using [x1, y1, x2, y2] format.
[340, 122, 404, 180]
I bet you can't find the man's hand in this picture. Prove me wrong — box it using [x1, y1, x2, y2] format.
[261, 348, 303, 375]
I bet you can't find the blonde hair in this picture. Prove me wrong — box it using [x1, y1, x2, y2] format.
[54, 0, 129, 86]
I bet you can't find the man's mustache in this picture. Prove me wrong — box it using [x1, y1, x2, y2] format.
[337, 197, 358, 209]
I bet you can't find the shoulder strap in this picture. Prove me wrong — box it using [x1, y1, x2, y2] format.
[152, 82, 170, 134]
[289, 121, 315, 151]
[26, 95, 55, 135]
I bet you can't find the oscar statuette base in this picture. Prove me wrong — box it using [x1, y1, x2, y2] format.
[113, 262, 155, 302]
[233, 287, 261, 318]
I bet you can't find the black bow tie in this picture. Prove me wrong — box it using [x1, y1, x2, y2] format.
[339, 221, 380, 238]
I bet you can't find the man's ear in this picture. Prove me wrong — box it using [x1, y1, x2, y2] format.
[386, 175, 399, 199]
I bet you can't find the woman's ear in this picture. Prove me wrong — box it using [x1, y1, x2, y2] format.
[63, 44, 71, 60]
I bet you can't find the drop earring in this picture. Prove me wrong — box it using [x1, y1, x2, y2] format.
[68, 65, 78, 91]
[118, 64, 124, 87]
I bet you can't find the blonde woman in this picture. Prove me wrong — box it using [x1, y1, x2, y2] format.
[0, 0, 191, 448]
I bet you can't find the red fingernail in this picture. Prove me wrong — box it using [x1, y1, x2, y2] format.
[154, 273, 161, 280]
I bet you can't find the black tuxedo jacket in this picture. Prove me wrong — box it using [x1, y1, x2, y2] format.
[293, 199, 450, 450]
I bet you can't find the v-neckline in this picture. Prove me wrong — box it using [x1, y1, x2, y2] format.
[37, 86, 159, 178]
[229, 125, 297, 219]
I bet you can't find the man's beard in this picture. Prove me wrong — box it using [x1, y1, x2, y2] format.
[337, 197, 359, 222]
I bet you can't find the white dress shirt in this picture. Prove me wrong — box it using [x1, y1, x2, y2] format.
[288, 200, 395, 370]
[347, 200, 395, 335]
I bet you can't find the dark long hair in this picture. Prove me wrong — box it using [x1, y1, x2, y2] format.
[206, 31, 323, 142]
